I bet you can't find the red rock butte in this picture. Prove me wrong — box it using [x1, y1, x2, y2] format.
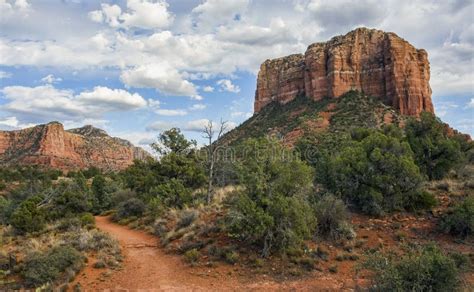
[254, 27, 434, 116]
[0, 122, 150, 171]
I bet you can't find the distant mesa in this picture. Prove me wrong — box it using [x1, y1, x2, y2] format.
[254, 27, 434, 117]
[0, 122, 150, 171]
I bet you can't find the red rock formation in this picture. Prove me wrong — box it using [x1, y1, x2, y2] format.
[255, 28, 434, 116]
[0, 122, 150, 171]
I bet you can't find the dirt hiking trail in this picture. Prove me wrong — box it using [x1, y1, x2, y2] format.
[73, 216, 351, 291]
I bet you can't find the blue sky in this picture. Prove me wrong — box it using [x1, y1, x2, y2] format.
[0, 0, 472, 151]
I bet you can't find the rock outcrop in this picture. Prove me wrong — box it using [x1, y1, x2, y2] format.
[0, 122, 150, 171]
[255, 28, 434, 116]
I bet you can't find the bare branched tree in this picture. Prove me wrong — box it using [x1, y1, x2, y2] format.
[203, 119, 228, 204]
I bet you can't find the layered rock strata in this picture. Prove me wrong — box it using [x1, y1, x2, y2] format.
[255, 28, 434, 116]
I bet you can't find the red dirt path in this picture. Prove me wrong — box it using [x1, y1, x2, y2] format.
[73, 216, 352, 291]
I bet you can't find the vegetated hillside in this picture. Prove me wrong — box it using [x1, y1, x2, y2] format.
[221, 90, 405, 146]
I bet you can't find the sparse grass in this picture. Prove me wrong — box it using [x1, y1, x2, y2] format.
[395, 231, 408, 242]
[183, 248, 200, 264]
[436, 181, 451, 192]
[314, 246, 330, 261]
[224, 251, 239, 264]
[335, 253, 359, 261]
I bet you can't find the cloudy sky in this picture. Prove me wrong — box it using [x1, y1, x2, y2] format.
[0, 0, 472, 149]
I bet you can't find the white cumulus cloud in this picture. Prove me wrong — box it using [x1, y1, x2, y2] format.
[89, 0, 173, 30]
[120, 62, 197, 97]
[0, 116, 35, 130]
[0, 85, 146, 123]
[217, 79, 240, 93]
[192, 0, 249, 30]
[154, 109, 188, 116]
[203, 86, 214, 92]
[41, 74, 62, 84]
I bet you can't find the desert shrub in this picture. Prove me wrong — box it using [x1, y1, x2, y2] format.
[121, 159, 163, 195]
[335, 222, 357, 241]
[328, 130, 432, 215]
[0, 196, 12, 224]
[110, 189, 136, 207]
[93, 260, 106, 269]
[183, 248, 200, 264]
[407, 190, 437, 211]
[226, 138, 316, 256]
[56, 217, 82, 231]
[91, 175, 112, 213]
[151, 178, 193, 208]
[153, 218, 168, 236]
[50, 179, 92, 218]
[147, 197, 164, 218]
[22, 246, 84, 287]
[80, 213, 95, 227]
[87, 230, 119, 251]
[177, 209, 199, 229]
[406, 113, 463, 180]
[314, 194, 354, 240]
[363, 244, 464, 291]
[224, 251, 239, 264]
[115, 198, 146, 219]
[228, 192, 316, 256]
[439, 196, 474, 238]
[10, 196, 46, 234]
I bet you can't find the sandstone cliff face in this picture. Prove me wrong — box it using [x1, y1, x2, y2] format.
[0, 122, 150, 171]
[255, 28, 434, 116]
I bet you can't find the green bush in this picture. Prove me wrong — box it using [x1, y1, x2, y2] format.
[147, 197, 164, 218]
[10, 196, 46, 234]
[226, 138, 316, 256]
[115, 198, 146, 219]
[123, 128, 206, 196]
[0, 196, 12, 224]
[314, 194, 354, 240]
[110, 189, 136, 207]
[406, 113, 463, 180]
[151, 178, 193, 208]
[51, 180, 92, 218]
[440, 196, 474, 238]
[91, 175, 112, 213]
[363, 244, 464, 291]
[327, 130, 431, 215]
[224, 251, 239, 264]
[80, 213, 95, 227]
[22, 246, 84, 287]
